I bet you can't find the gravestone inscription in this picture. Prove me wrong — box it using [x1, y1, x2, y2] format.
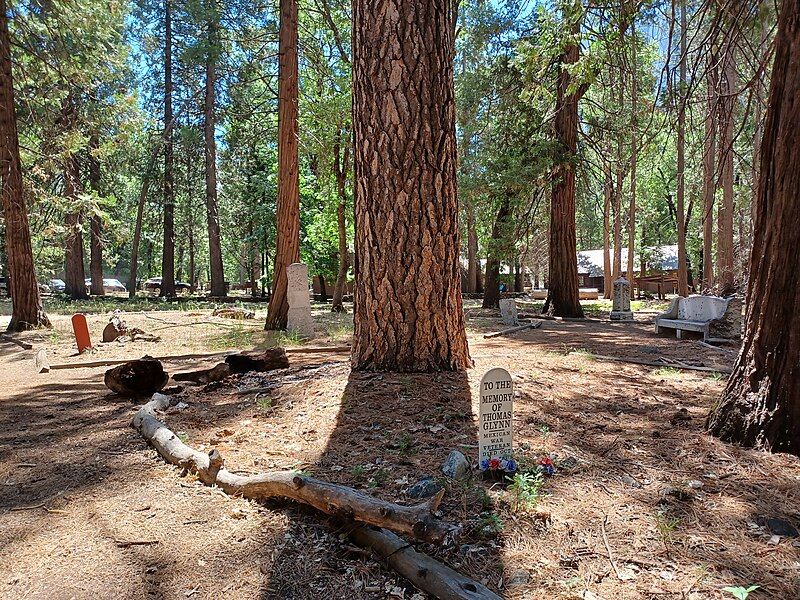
[478, 367, 514, 464]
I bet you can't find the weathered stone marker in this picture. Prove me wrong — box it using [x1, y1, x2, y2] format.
[478, 367, 514, 464]
[610, 276, 634, 321]
[499, 298, 519, 326]
[286, 262, 314, 339]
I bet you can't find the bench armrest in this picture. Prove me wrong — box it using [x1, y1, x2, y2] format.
[656, 297, 680, 320]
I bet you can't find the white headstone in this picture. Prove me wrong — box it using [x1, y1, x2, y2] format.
[610, 276, 633, 321]
[478, 367, 514, 464]
[286, 263, 314, 339]
[499, 298, 519, 326]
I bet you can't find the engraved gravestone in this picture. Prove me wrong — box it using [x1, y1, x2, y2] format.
[286, 263, 314, 339]
[478, 367, 514, 464]
[610, 276, 633, 321]
[499, 298, 519, 326]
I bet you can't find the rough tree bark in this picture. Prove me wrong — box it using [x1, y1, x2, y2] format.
[331, 129, 349, 313]
[265, 0, 300, 329]
[706, 0, 800, 455]
[675, 0, 689, 297]
[603, 155, 612, 299]
[482, 199, 511, 309]
[88, 134, 104, 296]
[204, 6, 225, 298]
[160, 0, 176, 298]
[547, 9, 584, 318]
[0, 0, 49, 330]
[702, 48, 717, 291]
[627, 18, 637, 285]
[351, 0, 471, 371]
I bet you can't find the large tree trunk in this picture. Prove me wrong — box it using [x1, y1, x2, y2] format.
[701, 51, 717, 291]
[0, 1, 49, 330]
[63, 114, 88, 301]
[351, 0, 471, 371]
[482, 199, 510, 309]
[265, 0, 300, 329]
[603, 157, 612, 299]
[160, 0, 176, 298]
[331, 130, 349, 313]
[706, 0, 800, 454]
[204, 9, 225, 298]
[627, 20, 637, 285]
[88, 134, 104, 296]
[675, 0, 689, 297]
[716, 17, 738, 295]
[547, 9, 584, 318]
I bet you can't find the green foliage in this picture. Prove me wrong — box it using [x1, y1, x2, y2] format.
[506, 471, 544, 511]
[722, 585, 760, 600]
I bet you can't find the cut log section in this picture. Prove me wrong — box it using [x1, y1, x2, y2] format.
[173, 363, 231, 384]
[349, 526, 502, 600]
[132, 394, 458, 545]
[225, 348, 290, 373]
[105, 359, 169, 396]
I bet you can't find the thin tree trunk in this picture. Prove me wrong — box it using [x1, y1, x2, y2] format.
[331, 130, 349, 313]
[0, 0, 49, 330]
[627, 19, 637, 285]
[547, 7, 585, 318]
[88, 134, 104, 296]
[482, 199, 510, 309]
[513, 258, 523, 292]
[466, 204, 478, 294]
[676, 0, 689, 297]
[702, 51, 717, 291]
[351, 0, 471, 371]
[603, 157, 612, 299]
[160, 0, 176, 298]
[266, 0, 300, 329]
[716, 16, 738, 295]
[706, 0, 800, 454]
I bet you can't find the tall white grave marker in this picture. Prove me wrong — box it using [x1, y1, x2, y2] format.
[479, 367, 514, 464]
[286, 263, 315, 339]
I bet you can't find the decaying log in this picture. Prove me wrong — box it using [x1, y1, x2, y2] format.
[0, 334, 33, 350]
[173, 362, 232, 384]
[225, 348, 290, 373]
[132, 394, 458, 544]
[349, 526, 502, 600]
[105, 359, 169, 396]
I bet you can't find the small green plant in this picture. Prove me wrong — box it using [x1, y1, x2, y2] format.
[506, 471, 544, 511]
[538, 423, 550, 435]
[350, 465, 366, 480]
[394, 432, 417, 456]
[722, 585, 760, 600]
[368, 468, 388, 489]
[708, 371, 725, 381]
[654, 512, 680, 545]
[255, 396, 273, 410]
[653, 366, 682, 378]
[275, 329, 304, 347]
[177, 432, 189, 443]
[477, 513, 504, 535]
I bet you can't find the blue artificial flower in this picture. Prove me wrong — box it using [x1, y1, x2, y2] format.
[479, 458, 490, 471]
[505, 459, 518, 473]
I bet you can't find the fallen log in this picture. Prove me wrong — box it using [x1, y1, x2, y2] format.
[349, 525, 502, 600]
[483, 320, 542, 339]
[226, 348, 289, 373]
[173, 362, 231, 384]
[132, 394, 458, 545]
[0, 334, 33, 350]
[105, 359, 169, 396]
[568, 352, 731, 374]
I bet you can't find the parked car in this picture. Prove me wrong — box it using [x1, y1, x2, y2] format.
[50, 279, 66, 293]
[84, 278, 127, 294]
[143, 277, 192, 293]
[0, 277, 52, 296]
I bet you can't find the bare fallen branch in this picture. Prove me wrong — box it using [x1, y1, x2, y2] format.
[569, 351, 731, 374]
[132, 394, 458, 544]
[483, 320, 542, 339]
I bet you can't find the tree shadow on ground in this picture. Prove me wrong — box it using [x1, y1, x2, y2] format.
[260, 369, 508, 599]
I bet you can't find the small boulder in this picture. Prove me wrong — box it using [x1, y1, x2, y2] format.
[406, 477, 443, 499]
[441, 450, 470, 480]
[764, 517, 799, 538]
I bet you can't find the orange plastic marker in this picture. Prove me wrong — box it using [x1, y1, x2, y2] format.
[71, 314, 92, 354]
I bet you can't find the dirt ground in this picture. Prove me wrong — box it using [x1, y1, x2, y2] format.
[0, 301, 798, 599]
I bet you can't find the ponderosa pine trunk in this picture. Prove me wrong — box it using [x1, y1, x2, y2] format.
[0, 0, 49, 330]
[351, 0, 471, 371]
[466, 204, 478, 294]
[204, 8, 225, 298]
[331, 130, 349, 313]
[603, 157, 612, 299]
[62, 95, 87, 300]
[547, 10, 584, 318]
[482, 198, 511, 309]
[675, 0, 689, 297]
[706, 0, 800, 454]
[160, 0, 176, 298]
[265, 0, 300, 329]
[88, 134, 104, 296]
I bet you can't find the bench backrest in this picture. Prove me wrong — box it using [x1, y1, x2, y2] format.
[677, 295, 731, 322]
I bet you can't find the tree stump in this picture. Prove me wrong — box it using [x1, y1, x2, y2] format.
[104, 358, 168, 396]
[225, 348, 289, 373]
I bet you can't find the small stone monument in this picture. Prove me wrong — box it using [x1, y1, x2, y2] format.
[478, 368, 514, 473]
[286, 263, 314, 339]
[610, 276, 633, 321]
[499, 298, 519, 326]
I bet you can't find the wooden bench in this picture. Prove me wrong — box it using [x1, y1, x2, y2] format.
[654, 295, 741, 342]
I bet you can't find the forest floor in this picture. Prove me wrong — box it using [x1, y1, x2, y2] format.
[0, 300, 798, 600]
